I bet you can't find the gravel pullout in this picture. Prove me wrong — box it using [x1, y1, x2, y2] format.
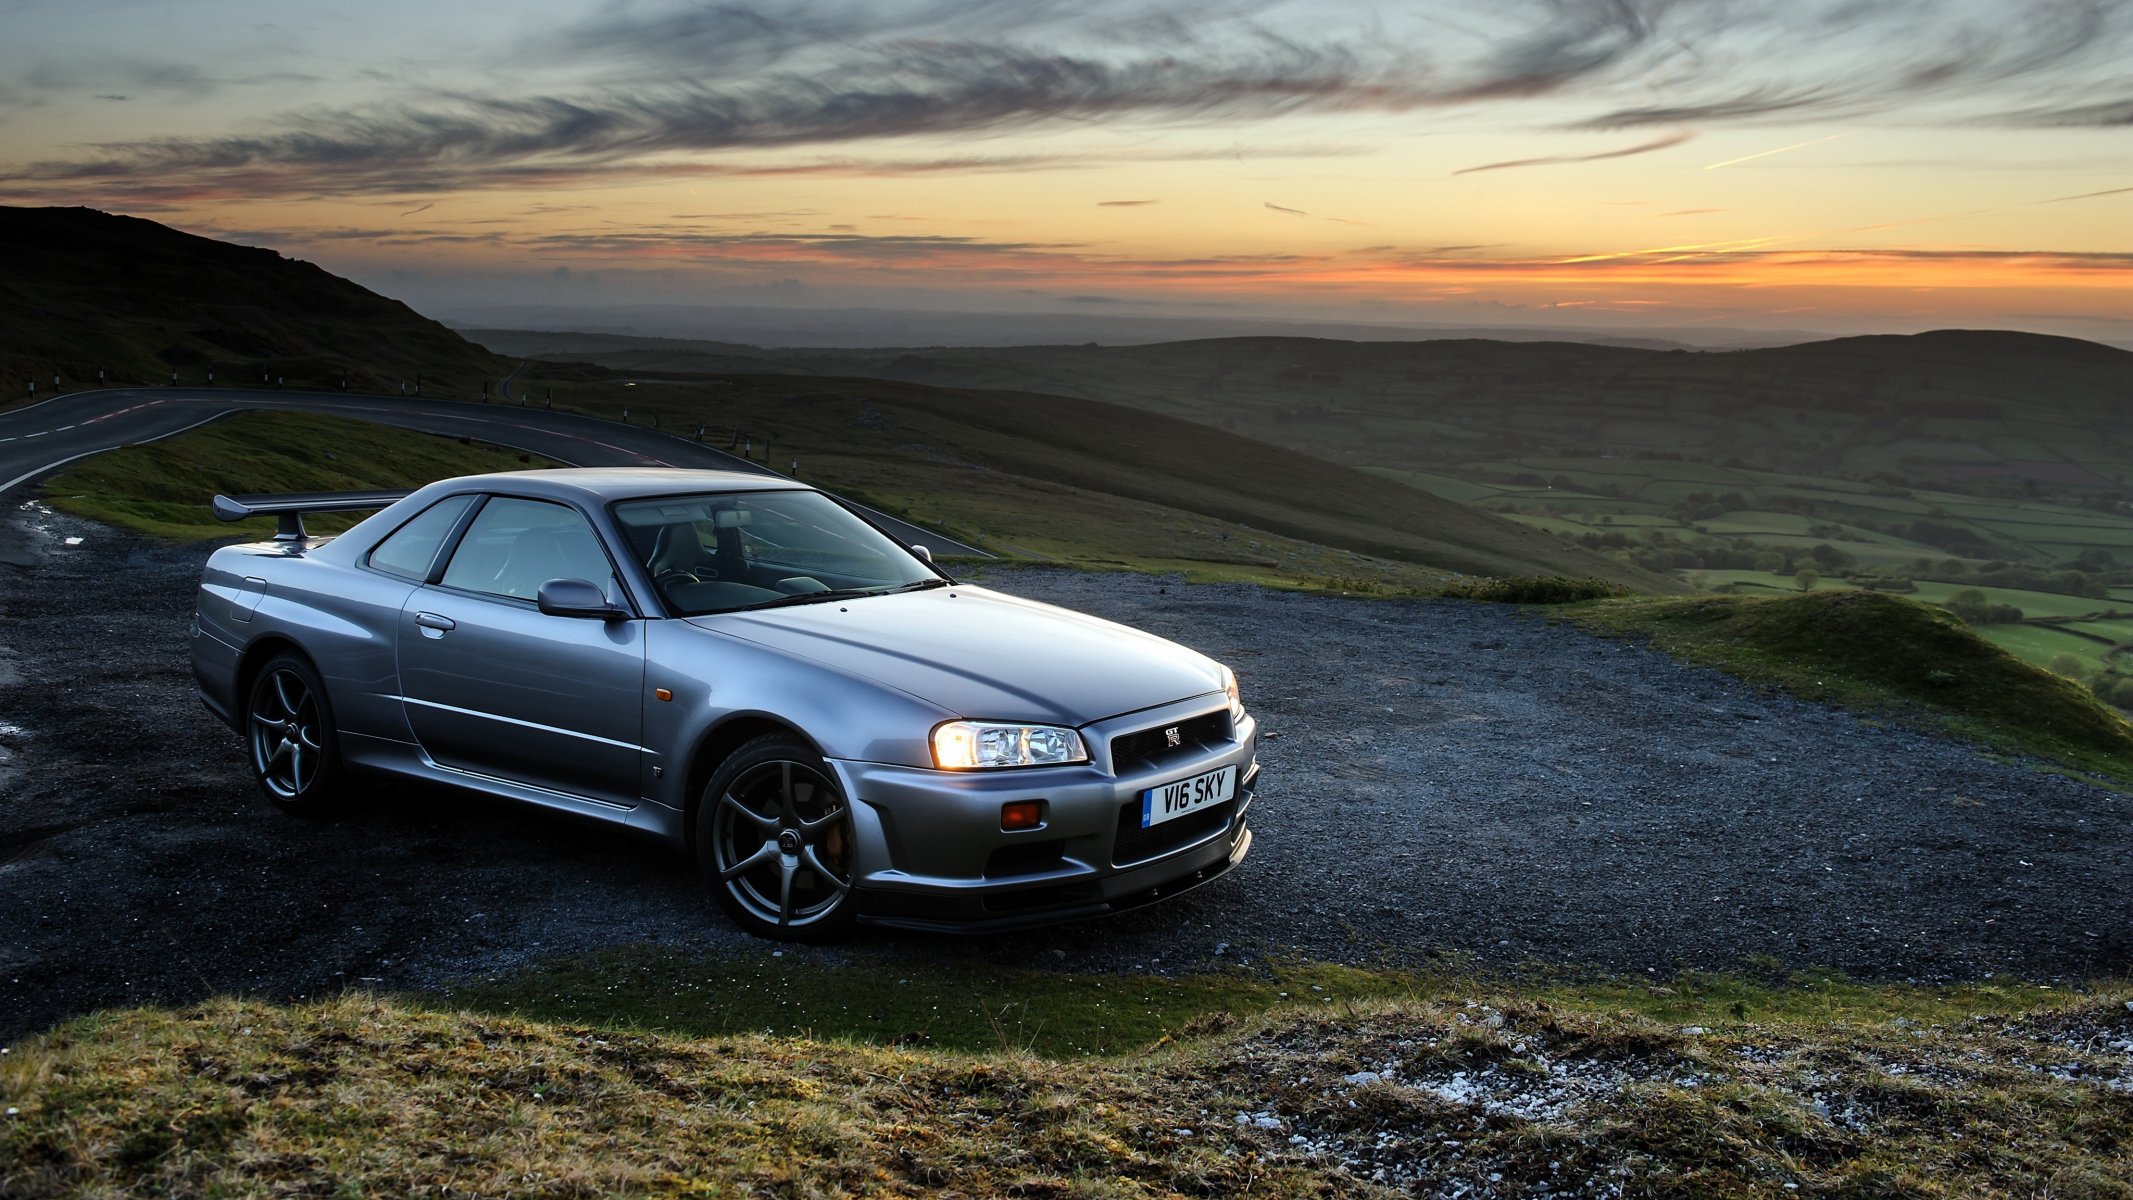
[2, 508, 2128, 1042]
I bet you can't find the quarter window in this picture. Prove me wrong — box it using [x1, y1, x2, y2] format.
[368, 495, 476, 582]
[439, 497, 618, 603]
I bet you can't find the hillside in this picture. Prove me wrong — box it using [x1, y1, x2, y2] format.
[524, 370, 1674, 589]
[0, 208, 1658, 588]
[485, 327, 2133, 686]
[0, 206, 519, 399]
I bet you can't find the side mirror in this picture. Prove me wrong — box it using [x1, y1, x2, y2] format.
[910, 544, 933, 564]
[537, 578, 626, 620]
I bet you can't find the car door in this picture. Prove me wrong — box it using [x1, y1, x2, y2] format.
[396, 495, 646, 807]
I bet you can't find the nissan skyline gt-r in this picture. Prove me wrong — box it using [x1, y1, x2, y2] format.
[191, 468, 1257, 940]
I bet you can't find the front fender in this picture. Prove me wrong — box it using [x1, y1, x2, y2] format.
[641, 619, 952, 810]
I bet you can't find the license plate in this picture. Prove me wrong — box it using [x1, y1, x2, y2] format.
[1141, 764, 1236, 828]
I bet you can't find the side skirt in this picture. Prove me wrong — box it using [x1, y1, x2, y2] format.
[337, 732, 685, 845]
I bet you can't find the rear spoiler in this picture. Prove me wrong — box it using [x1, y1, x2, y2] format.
[211, 489, 413, 540]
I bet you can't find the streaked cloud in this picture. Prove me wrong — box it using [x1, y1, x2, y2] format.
[11, 1, 2130, 203]
[1453, 130, 1693, 175]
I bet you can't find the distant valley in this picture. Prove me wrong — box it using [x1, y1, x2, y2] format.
[473, 325, 2133, 699]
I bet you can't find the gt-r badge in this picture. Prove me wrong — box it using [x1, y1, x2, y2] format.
[1165, 726, 1183, 748]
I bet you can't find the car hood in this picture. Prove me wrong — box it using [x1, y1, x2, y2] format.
[688, 585, 1224, 725]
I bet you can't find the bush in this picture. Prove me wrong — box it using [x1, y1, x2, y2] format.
[1437, 576, 1630, 604]
[2048, 653, 2090, 681]
[1944, 589, 2025, 625]
[2091, 672, 2133, 713]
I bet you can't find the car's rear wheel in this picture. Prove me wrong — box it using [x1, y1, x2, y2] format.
[245, 653, 349, 813]
[698, 733, 856, 940]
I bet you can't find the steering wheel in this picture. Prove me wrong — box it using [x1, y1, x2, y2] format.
[656, 566, 715, 587]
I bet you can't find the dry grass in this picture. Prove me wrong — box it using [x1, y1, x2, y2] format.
[6, 987, 2129, 1198]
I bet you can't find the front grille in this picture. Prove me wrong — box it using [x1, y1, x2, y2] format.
[1110, 709, 1230, 771]
[1113, 798, 1234, 867]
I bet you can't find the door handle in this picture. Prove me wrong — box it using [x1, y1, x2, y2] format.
[414, 611, 457, 632]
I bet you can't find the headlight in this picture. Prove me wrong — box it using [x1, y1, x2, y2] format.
[1224, 667, 1245, 722]
[932, 720, 1088, 770]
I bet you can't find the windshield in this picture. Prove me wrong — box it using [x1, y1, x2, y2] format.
[613, 490, 941, 616]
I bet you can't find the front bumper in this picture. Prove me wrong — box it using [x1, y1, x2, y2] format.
[825, 698, 1258, 932]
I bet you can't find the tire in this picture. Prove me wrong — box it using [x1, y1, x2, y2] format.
[243, 652, 350, 814]
[696, 732, 857, 941]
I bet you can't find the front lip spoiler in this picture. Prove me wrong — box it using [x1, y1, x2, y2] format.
[853, 826, 1252, 935]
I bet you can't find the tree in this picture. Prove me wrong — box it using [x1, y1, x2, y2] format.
[2047, 654, 2089, 681]
[1794, 567, 1820, 592]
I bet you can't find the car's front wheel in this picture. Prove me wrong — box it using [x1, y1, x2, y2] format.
[697, 733, 857, 940]
[244, 652, 349, 813]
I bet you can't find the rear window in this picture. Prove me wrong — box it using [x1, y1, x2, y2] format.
[367, 495, 475, 581]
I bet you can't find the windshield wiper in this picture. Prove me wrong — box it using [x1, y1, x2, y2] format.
[730, 578, 947, 612]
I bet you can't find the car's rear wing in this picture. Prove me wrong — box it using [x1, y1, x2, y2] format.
[211, 489, 413, 540]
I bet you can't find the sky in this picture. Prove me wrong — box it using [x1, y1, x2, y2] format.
[2, 0, 2130, 342]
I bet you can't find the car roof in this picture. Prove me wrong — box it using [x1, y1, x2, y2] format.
[434, 467, 816, 503]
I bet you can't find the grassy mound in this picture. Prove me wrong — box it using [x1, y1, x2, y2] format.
[41, 410, 551, 540]
[1564, 590, 2133, 787]
[4, 981, 2128, 1198]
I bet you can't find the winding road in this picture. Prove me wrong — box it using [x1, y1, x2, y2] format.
[0, 386, 987, 556]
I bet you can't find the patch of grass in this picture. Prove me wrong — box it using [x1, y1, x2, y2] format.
[40, 410, 553, 540]
[449, 948, 1420, 1058]
[1559, 590, 2133, 789]
[5, 969, 2129, 1198]
[445, 944, 2106, 1060]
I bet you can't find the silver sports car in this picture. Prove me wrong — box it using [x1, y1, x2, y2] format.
[192, 468, 1256, 939]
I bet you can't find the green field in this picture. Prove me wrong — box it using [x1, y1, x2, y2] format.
[39, 411, 554, 540]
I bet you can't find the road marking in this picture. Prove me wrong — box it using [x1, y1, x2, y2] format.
[0, 449, 105, 495]
[55, 424, 74, 431]
[23, 430, 44, 437]
[0, 411, 239, 497]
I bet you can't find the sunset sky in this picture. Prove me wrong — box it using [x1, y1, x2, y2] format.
[3, 0, 2130, 342]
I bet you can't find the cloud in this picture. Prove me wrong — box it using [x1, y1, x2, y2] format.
[1097, 199, 1159, 206]
[1264, 201, 1308, 216]
[11, 0, 2132, 204]
[2005, 97, 2133, 126]
[1453, 130, 1694, 175]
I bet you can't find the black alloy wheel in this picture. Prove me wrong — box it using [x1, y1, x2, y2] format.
[244, 653, 349, 812]
[698, 733, 857, 940]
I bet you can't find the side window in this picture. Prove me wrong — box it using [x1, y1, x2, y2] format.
[439, 497, 617, 603]
[367, 495, 476, 581]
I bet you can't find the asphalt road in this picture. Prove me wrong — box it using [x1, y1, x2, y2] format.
[2, 516, 2127, 1045]
[0, 386, 986, 556]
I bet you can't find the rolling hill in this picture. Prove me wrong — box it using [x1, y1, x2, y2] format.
[0, 205, 519, 399]
[1, 207, 1661, 589]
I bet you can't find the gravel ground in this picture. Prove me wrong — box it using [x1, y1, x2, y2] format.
[3, 505, 2129, 1043]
